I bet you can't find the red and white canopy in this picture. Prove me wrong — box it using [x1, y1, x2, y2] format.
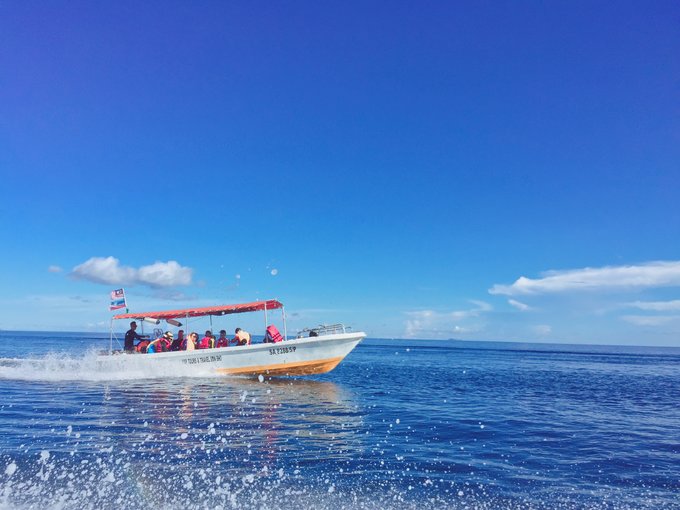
[113, 299, 283, 321]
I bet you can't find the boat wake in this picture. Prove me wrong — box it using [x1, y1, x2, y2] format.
[0, 350, 220, 382]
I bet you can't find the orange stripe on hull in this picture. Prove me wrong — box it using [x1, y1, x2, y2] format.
[215, 356, 344, 376]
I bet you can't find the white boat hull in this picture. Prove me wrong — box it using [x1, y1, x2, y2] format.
[99, 332, 365, 377]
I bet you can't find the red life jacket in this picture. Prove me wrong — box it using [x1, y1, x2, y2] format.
[158, 338, 171, 352]
[216, 337, 229, 348]
[266, 325, 283, 343]
[135, 340, 150, 353]
[198, 337, 214, 349]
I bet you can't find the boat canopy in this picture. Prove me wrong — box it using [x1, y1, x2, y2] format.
[113, 299, 284, 321]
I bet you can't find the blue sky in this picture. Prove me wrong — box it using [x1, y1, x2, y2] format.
[1, 1, 678, 345]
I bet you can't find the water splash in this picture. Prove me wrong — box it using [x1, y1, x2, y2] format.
[0, 350, 219, 382]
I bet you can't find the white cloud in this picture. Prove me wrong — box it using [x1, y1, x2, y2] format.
[532, 324, 552, 336]
[508, 299, 532, 311]
[620, 300, 680, 328]
[490, 261, 680, 296]
[48, 265, 63, 273]
[72, 257, 136, 285]
[404, 301, 491, 338]
[71, 257, 193, 288]
[621, 315, 677, 326]
[626, 300, 680, 312]
[137, 261, 192, 287]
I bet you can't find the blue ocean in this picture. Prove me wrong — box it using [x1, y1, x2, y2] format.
[0, 332, 678, 509]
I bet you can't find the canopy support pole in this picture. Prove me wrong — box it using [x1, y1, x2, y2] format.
[282, 306, 287, 342]
[109, 318, 114, 354]
[264, 301, 268, 330]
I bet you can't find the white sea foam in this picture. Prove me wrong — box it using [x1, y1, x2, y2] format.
[0, 350, 220, 382]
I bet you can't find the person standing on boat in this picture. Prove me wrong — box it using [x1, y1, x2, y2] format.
[124, 321, 146, 353]
[234, 328, 251, 346]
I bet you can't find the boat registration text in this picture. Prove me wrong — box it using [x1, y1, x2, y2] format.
[270, 346, 297, 356]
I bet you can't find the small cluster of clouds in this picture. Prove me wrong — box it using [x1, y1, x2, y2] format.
[626, 300, 680, 312]
[620, 315, 676, 326]
[620, 299, 680, 327]
[508, 299, 532, 311]
[490, 261, 680, 334]
[532, 324, 552, 336]
[404, 300, 491, 338]
[71, 256, 193, 288]
[407, 260, 680, 341]
[489, 261, 680, 296]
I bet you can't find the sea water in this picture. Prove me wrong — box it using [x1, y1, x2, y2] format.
[0, 332, 678, 509]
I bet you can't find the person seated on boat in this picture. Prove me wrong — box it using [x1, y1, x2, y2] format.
[170, 330, 184, 351]
[147, 331, 173, 354]
[233, 327, 251, 346]
[264, 324, 283, 343]
[161, 331, 174, 351]
[197, 330, 215, 349]
[216, 329, 229, 348]
[124, 321, 147, 353]
[146, 338, 159, 354]
[135, 339, 151, 353]
[181, 332, 198, 351]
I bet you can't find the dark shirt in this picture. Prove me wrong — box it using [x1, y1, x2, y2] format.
[169, 339, 182, 351]
[124, 329, 144, 352]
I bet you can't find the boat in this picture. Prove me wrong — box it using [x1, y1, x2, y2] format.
[103, 299, 365, 377]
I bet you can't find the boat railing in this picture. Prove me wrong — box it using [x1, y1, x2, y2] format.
[296, 323, 351, 338]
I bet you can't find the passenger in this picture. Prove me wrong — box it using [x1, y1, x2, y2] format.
[197, 330, 215, 349]
[148, 331, 173, 354]
[135, 339, 150, 353]
[124, 321, 147, 353]
[216, 329, 229, 348]
[182, 332, 198, 351]
[233, 327, 251, 346]
[264, 324, 283, 343]
[146, 339, 158, 353]
[170, 330, 184, 351]
[160, 331, 173, 351]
